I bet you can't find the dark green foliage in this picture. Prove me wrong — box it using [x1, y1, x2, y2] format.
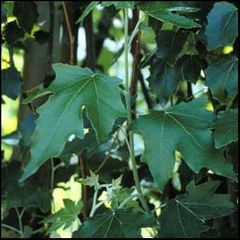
[1, 1, 238, 238]
[73, 209, 156, 238]
[1, 66, 21, 100]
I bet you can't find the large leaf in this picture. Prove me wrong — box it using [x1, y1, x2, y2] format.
[19, 64, 126, 182]
[158, 181, 236, 238]
[1, 66, 21, 100]
[133, 97, 236, 191]
[43, 199, 83, 233]
[205, 56, 238, 104]
[138, 2, 201, 29]
[204, 2, 238, 50]
[73, 209, 156, 238]
[156, 30, 188, 65]
[213, 109, 238, 149]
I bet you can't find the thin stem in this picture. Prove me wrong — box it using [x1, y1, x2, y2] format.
[94, 133, 118, 174]
[79, 155, 87, 219]
[89, 187, 99, 217]
[50, 159, 64, 191]
[118, 194, 137, 209]
[124, 8, 150, 213]
[15, 208, 24, 238]
[62, 1, 75, 65]
[1, 223, 22, 235]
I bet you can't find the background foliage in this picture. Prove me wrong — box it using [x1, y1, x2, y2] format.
[1, 1, 238, 238]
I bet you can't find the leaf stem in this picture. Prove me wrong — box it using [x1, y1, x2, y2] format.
[124, 8, 150, 213]
[1, 223, 22, 236]
[89, 187, 99, 217]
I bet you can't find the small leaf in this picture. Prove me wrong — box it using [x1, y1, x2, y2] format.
[205, 56, 238, 104]
[213, 109, 238, 149]
[73, 209, 156, 238]
[19, 64, 126, 182]
[133, 97, 236, 191]
[44, 199, 83, 233]
[158, 181, 237, 238]
[76, 2, 99, 24]
[204, 2, 238, 50]
[138, 2, 201, 29]
[1, 66, 22, 100]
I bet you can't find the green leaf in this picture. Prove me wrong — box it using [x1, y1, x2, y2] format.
[158, 181, 236, 238]
[204, 2, 238, 50]
[76, 2, 99, 24]
[133, 97, 236, 191]
[156, 30, 189, 65]
[138, 2, 201, 29]
[1, 66, 22, 100]
[147, 58, 182, 103]
[73, 209, 156, 238]
[101, 2, 135, 9]
[205, 56, 238, 104]
[43, 199, 83, 233]
[13, 1, 38, 33]
[19, 64, 126, 182]
[213, 109, 238, 149]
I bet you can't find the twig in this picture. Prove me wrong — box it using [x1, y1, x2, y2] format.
[62, 1, 75, 65]
[94, 134, 118, 174]
[79, 155, 87, 219]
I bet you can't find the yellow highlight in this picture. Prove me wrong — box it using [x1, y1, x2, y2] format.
[1, 96, 20, 161]
[205, 102, 214, 112]
[52, 175, 82, 213]
[223, 45, 233, 54]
